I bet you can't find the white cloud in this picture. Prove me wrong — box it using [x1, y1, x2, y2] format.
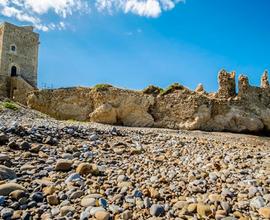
[96, 0, 184, 17]
[0, 0, 184, 31]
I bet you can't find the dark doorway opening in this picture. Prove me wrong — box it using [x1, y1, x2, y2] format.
[11, 66, 17, 77]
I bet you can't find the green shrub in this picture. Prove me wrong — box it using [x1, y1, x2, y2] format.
[94, 84, 113, 91]
[2, 101, 18, 110]
[160, 83, 184, 96]
[142, 85, 164, 95]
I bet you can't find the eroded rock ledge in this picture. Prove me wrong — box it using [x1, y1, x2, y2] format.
[27, 70, 270, 135]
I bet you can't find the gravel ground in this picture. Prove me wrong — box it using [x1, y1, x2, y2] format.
[0, 103, 269, 220]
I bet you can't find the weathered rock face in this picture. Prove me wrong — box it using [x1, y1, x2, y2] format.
[27, 70, 270, 135]
[28, 87, 155, 127]
[89, 88, 155, 127]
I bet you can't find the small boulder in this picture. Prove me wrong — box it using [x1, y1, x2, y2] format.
[0, 133, 9, 145]
[197, 203, 212, 217]
[47, 194, 59, 206]
[55, 160, 73, 172]
[60, 206, 75, 216]
[80, 196, 96, 207]
[43, 186, 56, 196]
[150, 204, 165, 217]
[10, 190, 27, 200]
[8, 141, 20, 150]
[76, 163, 92, 176]
[95, 210, 110, 220]
[259, 207, 270, 219]
[20, 141, 31, 151]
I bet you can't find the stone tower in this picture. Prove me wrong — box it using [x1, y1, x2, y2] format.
[0, 22, 39, 99]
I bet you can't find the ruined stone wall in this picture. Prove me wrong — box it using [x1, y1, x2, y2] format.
[28, 88, 94, 121]
[217, 70, 236, 98]
[26, 71, 270, 135]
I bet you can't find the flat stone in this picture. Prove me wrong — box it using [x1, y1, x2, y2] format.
[0, 183, 26, 196]
[60, 206, 75, 216]
[65, 173, 83, 184]
[20, 164, 35, 171]
[69, 190, 84, 200]
[0, 154, 9, 161]
[81, 196, 96, 207]
[0, 165, 17, 180]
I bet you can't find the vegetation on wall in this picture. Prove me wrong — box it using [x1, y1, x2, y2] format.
[2, 100, 19, 110]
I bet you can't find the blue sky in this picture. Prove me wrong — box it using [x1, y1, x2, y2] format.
[0, 0, 270, 92]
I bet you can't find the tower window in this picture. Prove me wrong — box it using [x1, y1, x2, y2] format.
[11, 66, 17, 77]
[10, 45, 16, 52]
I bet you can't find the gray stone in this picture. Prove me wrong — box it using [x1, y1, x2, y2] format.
[65, 173, 83, 184]
[51, 207, 60, 217]
[1, 208, 14, 219]
[221, 189, 234, 198]
[0, 165, 17, 180]
[0, 196, 5, 206]
[0, 154, 9, 161]
[80, 210, 90, 220]
[250, 196, 265, 209]
[69, 190, 84, 200]
[150, 204, 165, 217]
[144, 197, 151, 208]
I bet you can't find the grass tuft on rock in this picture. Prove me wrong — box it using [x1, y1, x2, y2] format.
[142, 85, 164, 96]
[2, 101, 19, 111]
[160, 83, 185, 96]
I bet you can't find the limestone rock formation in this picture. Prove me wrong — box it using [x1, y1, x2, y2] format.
[27, 70, 270, 135]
